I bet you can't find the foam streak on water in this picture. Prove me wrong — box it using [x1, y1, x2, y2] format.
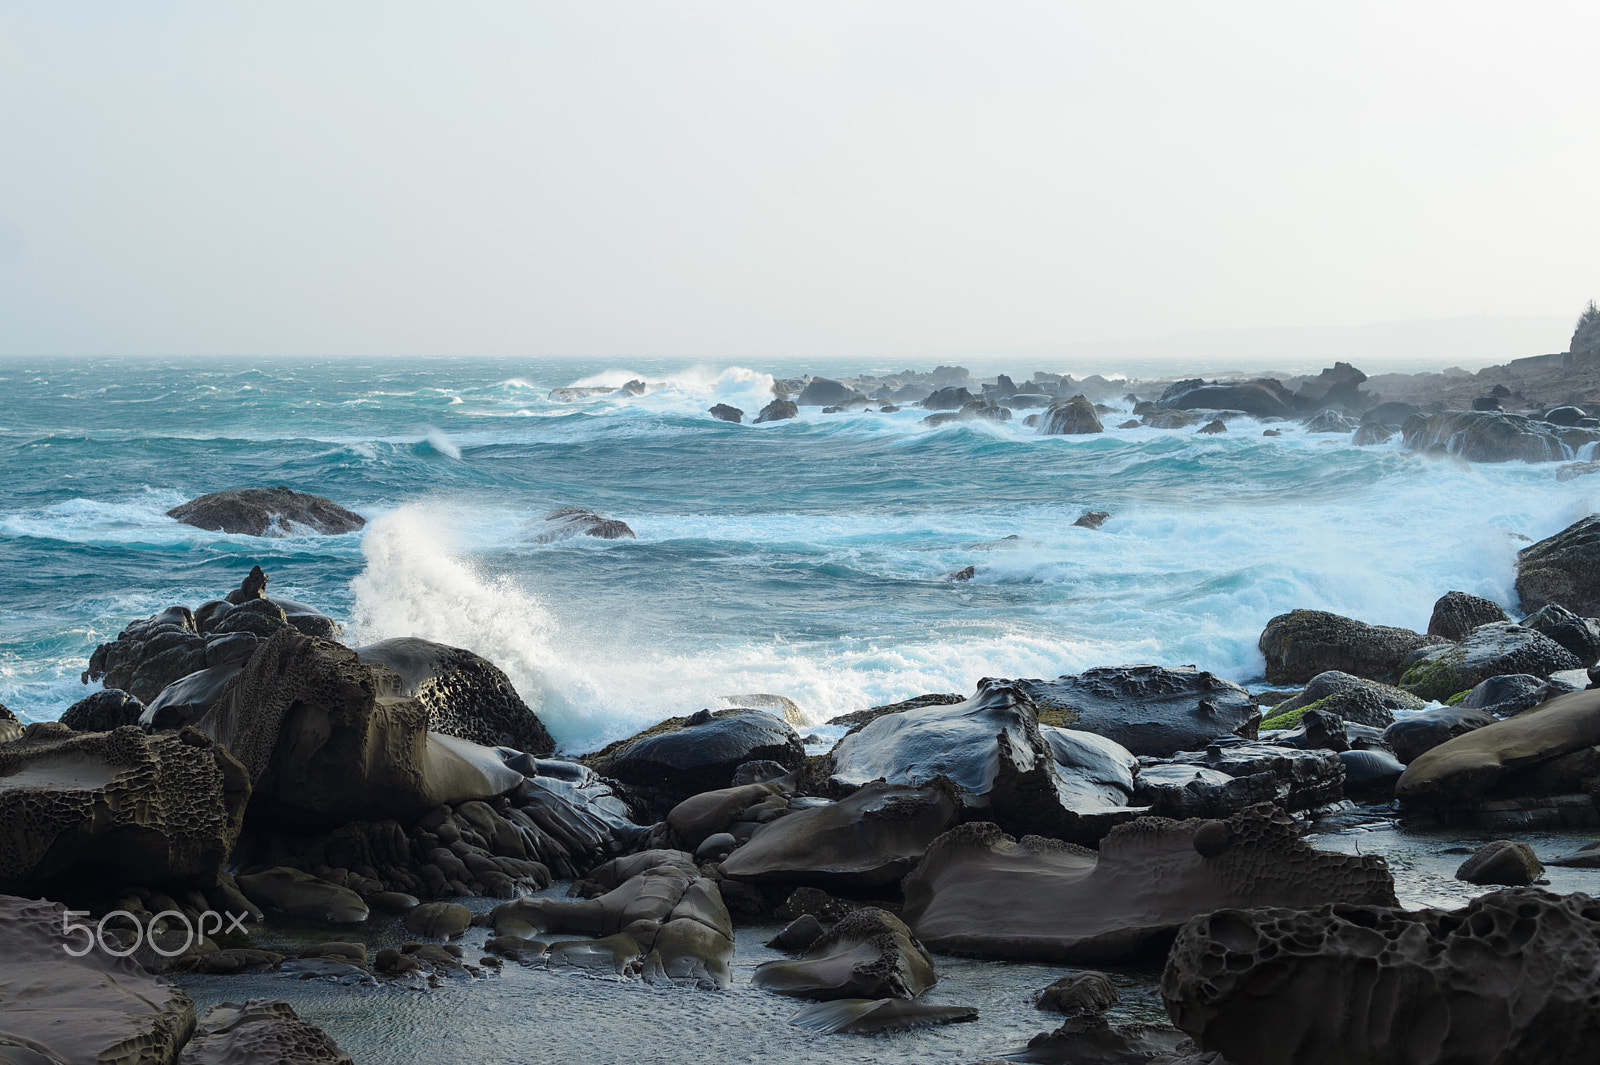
[2, 355, 1597, 752]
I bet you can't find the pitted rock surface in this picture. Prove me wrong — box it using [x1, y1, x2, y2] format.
[177, 998, 353, 1064]
[356, 637, 554, 754]
[1427, 590, 1510, 641]
[1259, 609, 1440, 685]
[1399, 621, 1581, 702]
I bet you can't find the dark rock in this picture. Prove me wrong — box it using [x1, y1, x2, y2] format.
[1428, 590, 1511, 641]
[177, 998, 353, 1065]
[1264, 670, 1422, 729]
[1518, 515, 1600, 617]
[720, 781, 959, 891]
[1196, 419, 1227, 435]
[946, 566, 976, 582]
[586, 708, 804, 816]
[1402, 410, 1571, 462]
[142, 664, 242, 730]
[1157, 742, 1345, 813]
[1016, 665, 1260, 758]
[1382, 705, 1496, 764]
[1302, 409, 1355, 433]
[356, 637, 554, 754]
[994, 1014, 1187, 1064]
[83, 606, 208, 702]
[0, 724, 248, 896]
[1039, 395, 1104, 435]
[1337, 748, 1405, 800]
[534, 507, 636, 542]
[922, 386, 976, 411]
[787, 998, 979, 1035]
[1132, 763, 1277, 820]
[1118, 419, 1143, 429]
[1036, 971, 1119, 1015]
[797, 378, 855, 406]
[1351, 423, 1392, 446]
[168, 486, 365, 536]
[1458, 672, 1546, 716]
[1002, 393, 1053, 409]
[1545, 405, 1587, 426]
[1073, 511, 1109, 530]
[1399, 622, 1581, 701]
[1161, 888, 1600, 1065]
[666, 781, 788, 850]
[1361, 400, 1420, 426]
[403, 901, 473, 939]
[1546, 840, 1600, 868]
[1522, 603, 1600, 665]
[752, 908, 936, 1000]
[1259, 609, 1441, 685]
[1472, 396, 1503, 411]
[768, 915, 826, 953]
[754, 398, 799, 423]
[1157, 379, 1296, 419]
[708, 403, 743, 423]
[236, 867, 369, 923]
[1142, 410, 1198, 429]
[58, 689, 144, 732]
[1455, 839, 1543, 885]
[900, 805, 1395, 964]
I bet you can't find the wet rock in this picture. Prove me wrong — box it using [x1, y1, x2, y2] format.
[83, 606, 209, 702]
[767, 915, 826, 953]
[1196, 419, 1227, 435]
[1161, 888, 1600, 1065]
[708, 403, 743, 423]
[196, 628, 523, 828]
[1036, 971, 1119, 1015]
[586, 708, 804, 818]
[1263, 670, 1422, 729]
[787, 998, 979, 1034]
[0, 724, 248, 896]
[1157, 379, 1296, 419]
[993, 1014, 1187, 1064]
[1518, 515, 1600, 617]
[236, 867, 369, 923]
[752, 908, 936, 1000]
[946, 565, 976, 582]
[900, 805, 1395, 964]
[1351, 423, 1392, 446]
[1142, 410, 1198, 429]
[1458, 672, 1546, 716]
[1399, 622, 1581, 701]
[0, 894, 197, 1065]
[1016, 665, 1260, 758]
[1259, 609, 1440, 685]
[1545, 405, 1588, 426]
[796, 378, 854, 406]
[720, 781, 959, 891]
[168, 486, 366, 537]
[58, 688, 145, 732]
[1039, 395, 1104, 434]
[1337, 748, 1405, 800]
[403, 901, 472, 939]
[533, 507, 636, 543]
[1455, 839, 1543, 885]
[1402, 410, 1574, 462]
[1302, 409, 1355, 433]
[142, 664, 243, 729]
[1427, 590, 1511, 641]
[922, 386, 976, 411]
[1382, 704, 1497, 764]
[1546, 840, 1600, 868]
[1131, 763, 1277, 820]
[666, 781, 789, 850]
[1396, 689, 1600, 807]
[1158, 743, 1345, 813]
[1521, 603, 1600, 666]
[177, 998, 353, 1065]
[754, 399, 798, 423]
[356, 637, 554, 754]
[1040, 727, 1139, 810]
[1073, 510, 1110, 529]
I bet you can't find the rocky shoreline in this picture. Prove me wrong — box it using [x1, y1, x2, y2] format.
[6, 503, 1600, 1063]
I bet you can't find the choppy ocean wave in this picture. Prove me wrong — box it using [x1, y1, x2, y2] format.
[2, 354, 1597, 752]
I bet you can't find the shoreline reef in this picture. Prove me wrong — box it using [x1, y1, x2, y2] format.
[7, 530, 1600, 1062]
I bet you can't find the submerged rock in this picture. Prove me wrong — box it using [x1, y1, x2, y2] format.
[1161, 888, 1600, 1065]
[900, 805, 1395, 964]
[1036, 971, 1120, 1015]
[992, 1014, 1187, 1064]
[787, 998, 979, 1035]
[1258, 609, 1440, 685]
[754, 399, 798, 423]
[237, 867, 369, 923]
[168, 486, 365, 536]
[1518, 514, 1600, 617]
[708, 403, 743, 423]
[1016, 665, 1260, 758]
[533, 507, 636, 543]
[752, 908, 936, 1000]
[1039, 395, 1104, 435]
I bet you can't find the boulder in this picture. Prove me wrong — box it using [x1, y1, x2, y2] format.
[1545, 405, 1587, 426]
[825, 680, 1141, 843]
[167, 486, 365, 536]
[1154, 742, 1345, 813]
[1361, 400, 1419, 426]
[991, 1014, 1188, 1064]
[1161, 889, 1600, 1065]
[921, 386, 975, 411]
[1458, 672, 1547, 717]
[1039, 395, 1104, 435]
[1382, 705, 1496, 764]
[1073, 511, 1110, 529]
[195, 628, 523, 828]
[588, 709, 802, 815]
[176, 998, 353, 1065]
[708, 403, 743, 423]
[1196, 419, 1227, 435]
[900, 805, 1395, 964]
[1518, 515, 1600, 617]
[402, 901, 473, 939]
[796, 378, 854, 406]
[1402, 410, 1572, 462]
[236, 867, 369, 923]
[720, 781, 959, 891]
[141, 664, 241, 730]
[1016, 666, 1260, 757]
[751, 909, 936, 1000]
[665, 781, 788, 851]
[1351, 423, 1392, 446]
[1264, 670, 1422, 729]
[1455, 839, 1543, 885]
[754, 399, 798, 423]
[1427, 590, 1510, 641]
[1398, 621, 1581, 701]
[1157, 379, 1296, 419]
[1395, 689, 1600, 807]
[83, 606, 209, 703]
[356, 637, 554, 754]
[1142, 410, 1198, 429]
[1131, 763, 1278, 820]
[1258, 609, 1441, 685]
[0, 724, 248, 896]
[1036, 971, 1120, 1015]
[1521, 603, 1600, 665]
[533, 507, 635, 543]
[1337, 748, 1405, 800]
[0, 894, 197, 1065]
[0, 702, 18, 743]
[58, 689, 144, 732]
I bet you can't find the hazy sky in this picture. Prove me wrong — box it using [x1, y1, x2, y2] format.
[1, 2, 1596, 363]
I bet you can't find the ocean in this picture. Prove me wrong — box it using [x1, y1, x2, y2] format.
[2, 354, 1594, 754]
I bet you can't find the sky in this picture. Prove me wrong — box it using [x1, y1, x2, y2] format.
[1, 2, 1597, 367]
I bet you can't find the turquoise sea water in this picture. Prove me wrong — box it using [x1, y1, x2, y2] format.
[2, 355, 1595, 753]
